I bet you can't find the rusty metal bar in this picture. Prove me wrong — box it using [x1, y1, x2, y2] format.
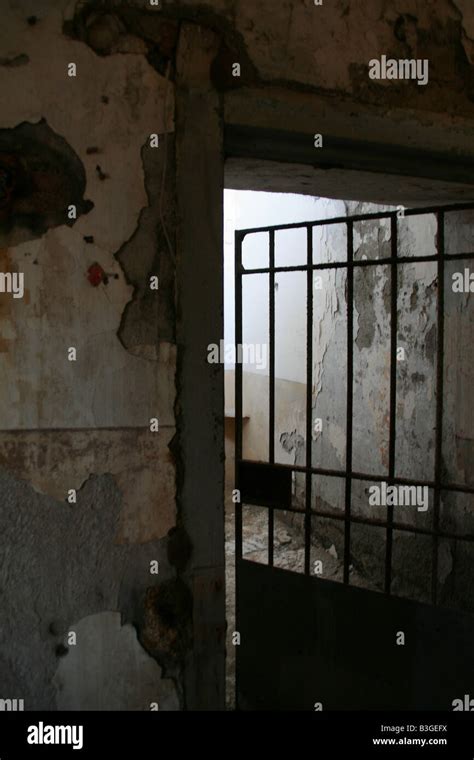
[432, 211, 445, 604]
[305, 225, 314, 576]
[385, 215, 398, 594]
[239, 250, 474, 277]
[344, 221, 354, 584]
[238, 457, 474, 494]
[268, 230, 275, 566]
[235, 202, 474, 235]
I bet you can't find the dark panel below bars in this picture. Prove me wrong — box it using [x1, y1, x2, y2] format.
[238, 461, 293, 509]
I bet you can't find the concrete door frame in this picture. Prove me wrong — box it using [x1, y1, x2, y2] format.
[175, 33, 474, 710]
[176, 23, 226, 712]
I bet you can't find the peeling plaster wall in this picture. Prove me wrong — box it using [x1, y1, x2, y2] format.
[61, 0, 474, 148]
[0, 0, 179, 710]
[54, 612, 180, 710]
[307, 202, 473, 611]
[1, 0, 474, 711]
[231, 192, 472, 612]
[0, 429, 175, 544]
[0, 3, 175, 430]
[0, 469, 176, 709]
[175, 0, 474, 118]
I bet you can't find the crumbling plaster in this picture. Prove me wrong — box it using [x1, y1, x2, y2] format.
[0, 468, 179, 709]
[0, 0, 179, 710]
[308, 202, 471, 607]
[54, 611, 179, 710]
[59, 0, 474, 123]
[0, 429, 176, 544]
[167, 0, 474, 117]
[236, 195, 471, 609]
[0, 1, 176, 429]
[0, 0, 473, 710]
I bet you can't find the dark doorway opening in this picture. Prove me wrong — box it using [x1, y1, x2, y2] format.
[223, 155, 474, 710]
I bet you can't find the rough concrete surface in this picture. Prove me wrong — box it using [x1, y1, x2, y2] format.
[0, 0, 473, 711]
[0, 0, 179, 710]
[0, 469, 176, 709]
[54, 612, 179, 710]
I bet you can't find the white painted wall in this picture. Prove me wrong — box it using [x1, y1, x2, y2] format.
[224, 190, 347, 384]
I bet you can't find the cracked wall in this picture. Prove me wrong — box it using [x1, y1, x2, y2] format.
[1, 0, 474, 711]
[173, 0, 474, 117]
[0, 468, 178, 709]
[232, 193, 473, 613]
[308, 202, 473, 611]
[61, 0, 474, 128]
[0, 0, 179, 710]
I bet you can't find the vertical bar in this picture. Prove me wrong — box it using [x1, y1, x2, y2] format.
[235, 230, 244, 561]
[385, 214, 398, 594]
[305, 225, 314, 576]
[268, 230, 275, 566]
[344, 221, 354, 584]
[432, 211, 445, 605]
[234, 230, 243, 710]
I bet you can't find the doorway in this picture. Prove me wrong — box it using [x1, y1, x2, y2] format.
[223, 185, 474, 710]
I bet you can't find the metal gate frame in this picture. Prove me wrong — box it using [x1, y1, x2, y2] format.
[234, 201, 474, 707]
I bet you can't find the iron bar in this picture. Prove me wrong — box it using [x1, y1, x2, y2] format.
[344, 221, 354, 584]
[305, 225, 314, 575]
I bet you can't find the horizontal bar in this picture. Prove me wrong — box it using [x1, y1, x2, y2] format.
[236, 202, 474, 236]
[312, 508, 474, 543]
[239, 250, 474, 275]
[238, 459, 474, 494]
[241, 501, 474, 543]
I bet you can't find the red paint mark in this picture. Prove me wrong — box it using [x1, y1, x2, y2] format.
[87, 262, 105, 287]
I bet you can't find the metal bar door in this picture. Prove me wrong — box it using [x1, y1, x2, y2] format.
[234, 202, 474, 711]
